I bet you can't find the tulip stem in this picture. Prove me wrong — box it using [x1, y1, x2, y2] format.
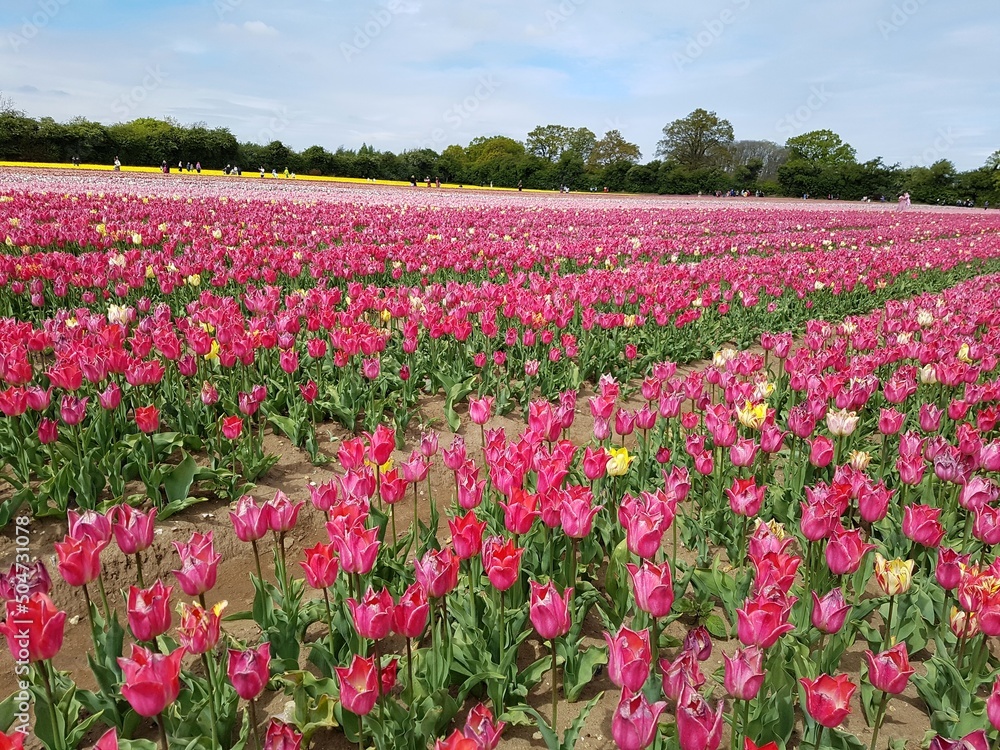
[251, 538, 264, 582]
[358, 713, 365, 750]
[882, 595, 896, 651]
[406, 638, 414, 699]
[741, 699, 750, 750]
[390, 504, 397, 548]
[201, 652, 220, 750]
[37, 661, 65, 750]
[869, 690, 889, 750]
[96, 571, 112, 624]
[81, 583, 101, 648]
[135, 551, 145, 589]
[248, 698, 262, 750]
[158, 713, 169, 750]
[550, 638, 559, 731]
[499, 588, 506, 664]
[322, 587, 336, 653]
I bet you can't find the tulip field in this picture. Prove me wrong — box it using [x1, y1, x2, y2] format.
[4, 170, 1000, 750]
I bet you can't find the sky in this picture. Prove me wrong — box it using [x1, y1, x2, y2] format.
[1, 0, 997, 170]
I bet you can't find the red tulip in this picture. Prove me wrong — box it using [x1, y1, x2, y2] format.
[498, 488, 540, 536]
[987, 677, 1000, 732]
[559, 487, 602, 538]
[825, 525, 874, 576]
[799, 673, 856, 728]
[462, 702, 506, 750]
[391, 582, 429, 639]
[0, 593, 65, 663]
[903, 503, 947, 548]
[54, 533, 107, 587]
[482, 535, 523, 592]
[366, 423, 396, 466]
[221, 415, 243, 440]
[414, 547, 460, 598]
[127, 581, 173, 642]
[111, 504, 156, 555]
[263, 720, 303, 750]
[0, 560, 51, 601]
[172, 531, 221, 596]
[723, 645, 765, 701]
[604, 626, 651, 692]
[660, 649, 705, 702]
[626, 561, 674, 618]
[611, 688, 667, 750]
[67, 509, 112, 545]
[335, 654, 379, 716]
[809, 435, 834, 467]
[37, 417, 59, 444]
[227, 642, 271, 700]
[134, 405, 160, 434]
[177, 601, 225, 654]
[347, 586, 393, 640]
[811, 589, 851, 634]
[864, 643, 914, 695]
[469, 396, 494, 425]
[449, 511, 486, 560]
[230, 494, 269, 542]
[928, 730, 989, 750]
[264, 490, 304, 533]
[333, 524, 380, 576]
[528, 580, 572, 640]
[676, 685, 724, 750]
[118, 644, 185, 717]
[299, 543, 339, 589]
[736, 595, 794, 649]
[434, 730, 478, 750]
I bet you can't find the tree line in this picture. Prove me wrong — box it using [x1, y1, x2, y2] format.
[1, 96, 997, 204]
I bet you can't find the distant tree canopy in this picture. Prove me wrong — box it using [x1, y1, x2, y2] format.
[0, 94, 996, 203]
[655, 109, 734, 170]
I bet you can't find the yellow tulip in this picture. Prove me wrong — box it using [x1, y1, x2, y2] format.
[874, 553, 914, 596]
[606, 446, 634, 477]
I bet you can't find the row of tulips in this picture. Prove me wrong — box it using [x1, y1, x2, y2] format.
[3, 264, 1000, 748]
[3, 183, 1000, 519]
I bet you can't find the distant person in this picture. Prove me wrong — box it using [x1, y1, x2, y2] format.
[410, 175, 417, 186]
[284, 167, 290, 178]
[178, 161, 184, 172]
[272, 168, 277, 178]
[425, 176, 431, 187]
[435, 176, 440, 188]
[517, 180, 522, 192]
[72, 155, 80, 167]
[260, 166, 265, 178]
[195, 162, 201, 173]
[113, 156, 121, 171]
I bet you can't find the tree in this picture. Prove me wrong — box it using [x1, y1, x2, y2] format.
[785, 130, 856, 165]
[565, 127, 597, 164]
[655, 109, 734, 170]
[526, 125, 573, 161]
[729, 140, 787, 181]
[589, 129, 641, 168]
